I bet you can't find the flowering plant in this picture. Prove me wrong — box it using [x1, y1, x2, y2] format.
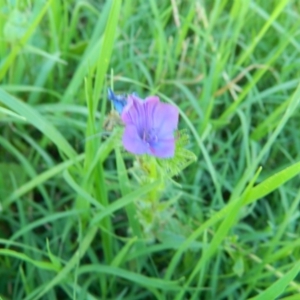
[108, 89, 196, 241]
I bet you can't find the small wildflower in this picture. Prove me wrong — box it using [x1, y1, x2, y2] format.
[121, 94, 179, 158]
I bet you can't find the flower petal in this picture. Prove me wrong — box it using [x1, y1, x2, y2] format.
[152, 102, 179, 138]
[122, 124, 149, 155]
[122, 95, 146, 134]
[150, 139, 175, 158]
[144, 96, 160, 127]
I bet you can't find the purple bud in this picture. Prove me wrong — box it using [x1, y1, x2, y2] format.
[107, 88, 127, 114]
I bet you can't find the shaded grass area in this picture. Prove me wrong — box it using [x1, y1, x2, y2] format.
[1, 0, 300, 299]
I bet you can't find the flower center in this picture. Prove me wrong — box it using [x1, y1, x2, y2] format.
[142, 128, 158, 144]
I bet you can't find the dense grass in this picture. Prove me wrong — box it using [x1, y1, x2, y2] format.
[1, 0, 300, 299]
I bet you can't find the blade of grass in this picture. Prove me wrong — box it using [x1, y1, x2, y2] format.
[236, 0, 289, 67]
[0, 88, 77, 159]
[219, 21, 299, 123]
[92, 0, 122, 109]
[33, 225, 98, 300]
[77, 264, 182, 292]
[245, 160, 300, 205]
[175, 167, 262, 299]
[229, 82, 300, 201]
[115, 148, 143, 239]
[0, 0, 52, 81]
[249, 261, 300, 300]
[3, 154, 84, 209]
[0, 249, 58, 272]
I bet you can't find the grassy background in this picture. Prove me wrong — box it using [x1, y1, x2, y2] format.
[1, 0, 300, 299]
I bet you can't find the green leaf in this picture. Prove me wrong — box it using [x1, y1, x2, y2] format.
[157, 129, 197, 177]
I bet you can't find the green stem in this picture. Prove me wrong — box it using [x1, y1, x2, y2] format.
[148, 156, 158, 202]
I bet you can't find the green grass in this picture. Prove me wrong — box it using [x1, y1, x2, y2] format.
[1, 0, 300, 299]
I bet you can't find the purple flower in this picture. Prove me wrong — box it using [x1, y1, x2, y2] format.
[121, 94, 179, 158]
